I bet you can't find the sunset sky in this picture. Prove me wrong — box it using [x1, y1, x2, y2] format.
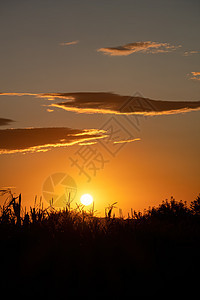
[0, 0, 200, 216]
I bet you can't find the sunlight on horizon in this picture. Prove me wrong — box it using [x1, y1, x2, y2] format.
[80, 193, 93, 206]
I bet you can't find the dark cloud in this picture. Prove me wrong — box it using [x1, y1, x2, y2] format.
[0, 127, 107, 154]
[1, 92, 200, 116]
[0, 118, 14, 126]
[45, 92, 200, 116]
[48, 92, 128, 113]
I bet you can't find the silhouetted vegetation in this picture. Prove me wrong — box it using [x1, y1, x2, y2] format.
[0, 190, 200, 296]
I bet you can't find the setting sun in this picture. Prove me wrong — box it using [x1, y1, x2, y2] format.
[80, 193, 93, 206]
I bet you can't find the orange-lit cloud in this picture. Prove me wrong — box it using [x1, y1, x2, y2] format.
[78, 141, 98, 146]
[97, 41, 181, 56]
[113, 138, 141, 144]
[189, 72, 200, 81]
[59, 40, 79, 46]
[1, 92, 200, 116]
[46, 108, 54, 112]
[191, 72, 200, 76]
[0, 127, 108, 154]
[0, 118, 14, 126]
[46, 92, 200, 116]
[183, 50, 199, 56]
[0, 92, 38, 97]
[0, 92, 74, 102]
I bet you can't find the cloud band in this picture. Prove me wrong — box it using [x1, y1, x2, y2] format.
[0, 127, 107, 154]
[97, 41, 181, 56]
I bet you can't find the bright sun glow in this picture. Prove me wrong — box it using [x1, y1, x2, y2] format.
[80, 193, 93, 206]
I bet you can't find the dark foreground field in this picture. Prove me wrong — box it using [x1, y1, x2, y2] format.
[0, 191, 200, 296]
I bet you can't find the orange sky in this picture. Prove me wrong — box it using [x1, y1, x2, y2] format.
[0, 106, 199, 216]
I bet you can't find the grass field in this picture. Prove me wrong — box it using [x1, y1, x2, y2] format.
[0, 190, 200, 296]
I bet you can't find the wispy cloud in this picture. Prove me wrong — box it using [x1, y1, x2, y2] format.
[0, 127, 107, 154]
[113, 138, 141, 144]
[97, 41, 181, 56]
[183, 50, 199, 56]
[59, 40, 79, 46]
[78, 141, 98, 146]
[0, 92, 37, 97]
[0, 92, 73, 101]
[191, 72, 200, 76]
[0, 118, 14, 126]
[189, 71, 200, 81]
[46, 108, 54, 112]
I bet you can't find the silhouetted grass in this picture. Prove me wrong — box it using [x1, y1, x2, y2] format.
[0, 190, 200, 296]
